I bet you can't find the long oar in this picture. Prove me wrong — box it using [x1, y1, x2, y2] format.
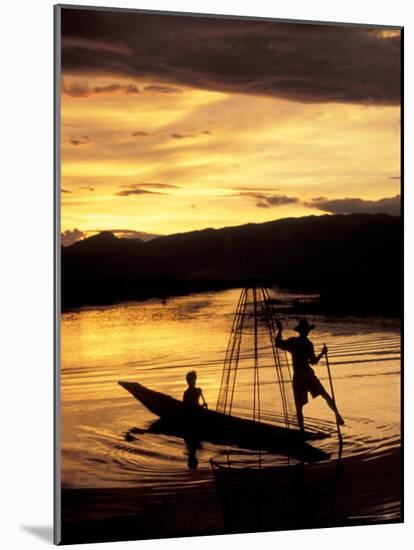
[324, 347, 345, 522]
[324, 345, 343, 449]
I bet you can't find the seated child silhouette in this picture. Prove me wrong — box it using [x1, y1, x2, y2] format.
[183, 370, 208, 409]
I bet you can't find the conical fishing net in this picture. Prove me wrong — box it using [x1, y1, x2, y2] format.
[216, 287, 298, 429]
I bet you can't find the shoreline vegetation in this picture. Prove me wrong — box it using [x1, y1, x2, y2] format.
[61, 213, 402, 317]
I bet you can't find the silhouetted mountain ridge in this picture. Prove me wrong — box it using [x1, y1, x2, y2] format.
[62, 214, 402, 314]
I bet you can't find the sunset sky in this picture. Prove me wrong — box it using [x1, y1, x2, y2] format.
[60, 8, 401, 245]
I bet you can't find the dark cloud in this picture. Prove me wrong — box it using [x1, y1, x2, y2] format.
[61, 228, 85, 246]
[171, 133, 197, 139]
[115, 188, 165, 197]
[122, 182, 179, 189]
[94, 83, 140, 94]
[62, 80, 90, 97]
[61, 9, 401, 105]
[137, 183, 179, 189]
[116, 182, 179, 197]
[116, 182, 179, 196]
[61, 36, 132, 56]
[61, 188, 72, 193]
[143, 84, 182, 94]
[305, 194, 400, 215]
[62, 79, 140, 97]
[241, 192, 300, 208]
[125, 84, 140, 94]
[171, 130, 211, 139]
[131, 131, 149, 137]
[94, 83, 122, 94]
[79, 186, 95, 191]
[70, 135, 90, 146]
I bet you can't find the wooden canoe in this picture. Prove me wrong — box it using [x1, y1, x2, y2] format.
[119, 381, 330, 461]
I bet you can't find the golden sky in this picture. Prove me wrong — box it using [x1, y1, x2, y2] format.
[60, 10, 401, 242]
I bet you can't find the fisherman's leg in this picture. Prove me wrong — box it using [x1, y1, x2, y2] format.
[295, 404, 305, 432]
[293, 384, 305, 432]
[319, 388, 345, 425]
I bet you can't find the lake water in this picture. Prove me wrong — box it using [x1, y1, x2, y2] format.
[60, 288, 401, 533]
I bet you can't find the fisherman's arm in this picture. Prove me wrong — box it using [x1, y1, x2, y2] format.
[200, 389, 208, 409]
[310, 343, 328, 364]
[275, 320, 288, 350]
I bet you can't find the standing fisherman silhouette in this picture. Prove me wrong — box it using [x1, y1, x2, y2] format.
[275, 319, 344, 432]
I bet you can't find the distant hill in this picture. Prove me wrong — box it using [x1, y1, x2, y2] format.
[61, 229, 161, 246]
[61, 214, 402, 315]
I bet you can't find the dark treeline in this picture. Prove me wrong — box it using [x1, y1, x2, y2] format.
[61, 214, 402, 316]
